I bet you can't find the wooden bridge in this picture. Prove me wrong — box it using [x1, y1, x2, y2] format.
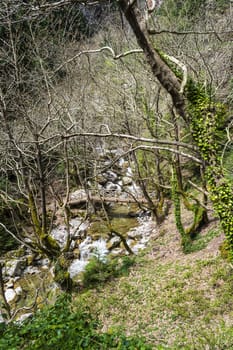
[68, 195, 150, 208]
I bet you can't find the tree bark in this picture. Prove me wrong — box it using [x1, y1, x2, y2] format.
[118, 0, 185, 118]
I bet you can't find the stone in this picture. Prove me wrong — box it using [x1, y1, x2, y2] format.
[96, 174, 108, 186]
[15, 286, 23, 296]
[105, 182, 121, 195]
[38, 258, 50, 266]
[107, 236, 121, 251]
[122, 176, 133, 186]
[5, 288, 17, 303]
[5, 259, 27, 277]
[26, 255, 35, 265]
[23, 266, 40, 275]
[103, 170, 118, 182]
[5, 279, 14, 289]
[70, 189, 87, 200]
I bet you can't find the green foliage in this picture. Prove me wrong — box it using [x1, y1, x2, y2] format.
[186, 80, 233, 259]
[82, 256, 135, 288]
[171, 168, 191, 249]
[0, 293, 151, 350]
[54, 255, 73, 292]
[184, 229, 220, 254]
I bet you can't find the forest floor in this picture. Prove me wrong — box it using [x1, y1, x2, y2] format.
[75, 206, 233, 349]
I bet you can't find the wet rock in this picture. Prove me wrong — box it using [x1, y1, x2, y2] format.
[105, 182, 121, 195]
[107, 236, 121, 251]
[51, 219, 89, 248]
[5, 259, 27, 277]
[103, 170, 118, 182]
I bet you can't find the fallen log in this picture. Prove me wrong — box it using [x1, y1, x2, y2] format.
[69, 195, 150, 208]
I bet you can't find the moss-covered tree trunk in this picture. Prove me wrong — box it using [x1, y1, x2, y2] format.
[119, 0, 233, 258]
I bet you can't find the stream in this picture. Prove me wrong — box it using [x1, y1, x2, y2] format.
[1, 152, 157, 321]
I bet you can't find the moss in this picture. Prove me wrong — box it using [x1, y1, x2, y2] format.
[54, 255, 73, 292]
[171, 168, 191, 249]
[186, 81, 233, 259]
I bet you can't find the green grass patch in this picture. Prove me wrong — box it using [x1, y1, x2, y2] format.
[184, 229, 221, 254]
[0, 293, 152, 350]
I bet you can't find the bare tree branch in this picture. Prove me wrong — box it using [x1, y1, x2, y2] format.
[61, 131, 197, 151]
[53, 46, 143, 75]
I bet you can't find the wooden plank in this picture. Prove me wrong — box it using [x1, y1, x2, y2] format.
[69, 195, 150, 208]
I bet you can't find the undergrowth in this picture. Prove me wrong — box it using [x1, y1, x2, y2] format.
[0, 293, 152, 350]
[82, 255, 135, 288]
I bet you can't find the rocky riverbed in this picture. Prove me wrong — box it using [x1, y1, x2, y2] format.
[0, 152, 158, 322]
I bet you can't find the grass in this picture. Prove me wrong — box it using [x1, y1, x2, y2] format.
[184, 228, 221, 254]
[74, 220, 233, 349]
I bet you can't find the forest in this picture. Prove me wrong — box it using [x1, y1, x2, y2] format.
[0, 0, 232, 348]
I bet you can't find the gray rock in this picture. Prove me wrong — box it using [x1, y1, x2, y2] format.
[15, 286, 23, 296]
[103, 170, 118, 182]
[122, 176, 133, 186]
[5, 259, 27, 277]
[107, 236, 121, 251]
[5, 288, 17, 303]
[105, 182, 121, 195]
[23, 266, 40, 275]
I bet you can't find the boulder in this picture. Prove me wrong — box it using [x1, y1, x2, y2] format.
[105, 182, 121, 195]
[103, 170, 118, 182]
[122, 176, 133, 186]
[5, 259, 27, 277]
[107, 236, 121, 251]
[15, 286, 23, 296]
[5, 288, 17, 303]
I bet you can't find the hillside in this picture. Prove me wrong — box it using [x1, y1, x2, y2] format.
[76, 211, 233, 348]
[0, 1, 233, 348]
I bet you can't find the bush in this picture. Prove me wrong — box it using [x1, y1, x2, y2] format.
[0, 293, 151, 350]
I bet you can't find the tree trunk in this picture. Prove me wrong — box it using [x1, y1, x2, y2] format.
[118, 0, 185, 118]
[119, 0, 233, 258]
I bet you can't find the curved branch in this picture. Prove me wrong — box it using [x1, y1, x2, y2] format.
[164, 54, 187, 93]
[53, 46, 143, 75]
